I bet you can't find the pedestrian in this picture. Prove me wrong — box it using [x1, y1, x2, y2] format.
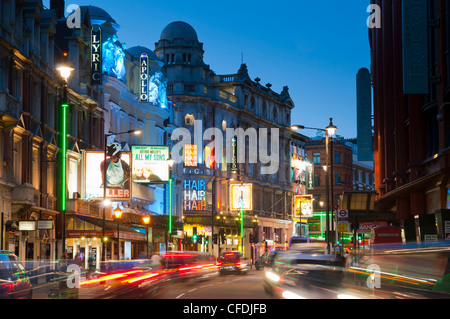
[150, 253, 162, 267]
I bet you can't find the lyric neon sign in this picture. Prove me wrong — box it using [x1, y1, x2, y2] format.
[90, 25, 102, 85]
[183, 179, 206, 211]
[140, 53, 149, 102]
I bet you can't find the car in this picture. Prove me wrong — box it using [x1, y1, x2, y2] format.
[217, 251, 249, 275]
[254, 251, 279, 270]
[0, 251, 32, 299]
[263, 248, 361, 299]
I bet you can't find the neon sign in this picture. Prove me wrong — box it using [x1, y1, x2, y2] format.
[139, 53, 149, 102]
[90, 25, 102, 85]
[183, 179, 207, 211]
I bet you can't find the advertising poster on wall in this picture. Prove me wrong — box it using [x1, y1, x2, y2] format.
[230, 183, 253, 211]
[84, 151, 132, 201]
[131, 145, 170, 183]
[294, 195, 313, 218]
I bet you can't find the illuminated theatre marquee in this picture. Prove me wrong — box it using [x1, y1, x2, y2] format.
[183, 179, 207, 211]
[139, 53, 149, 102]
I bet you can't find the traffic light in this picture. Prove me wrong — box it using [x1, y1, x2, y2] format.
[193, 227, 198, 243]
[198, 234, 203, 243]
[205, 236, 209, 245]
[212, 234, 218, 244]
[249, 233, 254, 244]
[219, 229, 225, 245]
[358, 234, 363, 244]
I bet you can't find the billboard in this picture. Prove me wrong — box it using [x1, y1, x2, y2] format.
[84, 151, 132, 201]
[230, 183, 253, 211]
[294, 195, 313, 218]
[90, 25, 102, 85]
[184, 144, 198, 167]
[292, 157, 314, 190]
[139, 53, 149, 102]
[131, 145, 170, 183]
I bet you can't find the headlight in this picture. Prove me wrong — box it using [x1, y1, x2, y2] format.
[264, 271, 280, 282]
[337, 294, 360, 299]
[282, 290, 306, 299]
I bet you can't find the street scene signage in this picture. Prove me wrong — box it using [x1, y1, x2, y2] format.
[184, 144, 198, 167]
[183, 178, 207, 211]
[293, 195, 313, 218]
[84, 151, 132, 201]
[90, 25, 102, 85]
[230, 183, 253, 211]
[131, 145, 170, 183]
[139, 53, 149, 102]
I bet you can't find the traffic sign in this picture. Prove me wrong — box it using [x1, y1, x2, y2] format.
[338, 222, 350, 233]
[338, 209, 348, 219]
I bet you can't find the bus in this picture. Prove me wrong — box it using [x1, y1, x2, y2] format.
[289, 236, 326, 247]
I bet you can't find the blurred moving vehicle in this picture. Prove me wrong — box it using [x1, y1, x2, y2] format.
[163, 252, 218, 281]
[0, 251, 32, 299]
[255, 251, 280, 270]
[217, 251, 249, 275]
[263, 247, 368, 299]
[289, 236, 326, 247]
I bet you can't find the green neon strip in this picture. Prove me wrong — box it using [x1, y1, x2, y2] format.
[61, 103, 68, 211]
[169, 178, 173, 234]
[241, 199, 244, 242]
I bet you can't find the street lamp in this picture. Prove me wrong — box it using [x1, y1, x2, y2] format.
[101, 129, 141, 262]
[143, 215, 151, 259]
[113, 207, 123, 260]
[57, 64, 73, 259]
[291, 118, 337, 253]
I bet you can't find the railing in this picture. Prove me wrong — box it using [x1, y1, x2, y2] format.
[66, 199, 112, 220]
[0, 90, 20, 120]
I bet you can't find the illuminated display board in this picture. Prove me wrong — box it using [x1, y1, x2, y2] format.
[230, 183, 253, 211]
[183, 179, 207, 211]
[184, 144, 198, 167]
[131, 146, 170, 183]
[292, 156, 314, 190]
[294, 195, 313, 218]
[84, 151, 132, 201]
[90, 25, 102, 85]
[139, 53, 149, 102]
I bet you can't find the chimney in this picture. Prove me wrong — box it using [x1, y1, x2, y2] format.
[50, 0, 65, 19]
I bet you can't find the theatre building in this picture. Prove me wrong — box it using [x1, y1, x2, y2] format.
[155, 21, 297, 258]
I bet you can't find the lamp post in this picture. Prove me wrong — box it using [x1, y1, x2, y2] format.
[143, 215, 150, 259]
[57, 64, 73, 259]
[101, 129, 141, 262]
[113, 207, 123, 260]
[291, 118, 337, 253]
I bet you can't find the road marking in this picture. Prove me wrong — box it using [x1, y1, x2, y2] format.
[188, 288, 197, 293]
[176, 293, 185, 299]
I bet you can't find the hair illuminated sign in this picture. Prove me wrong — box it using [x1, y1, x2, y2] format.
[139, 53, 149, 102]
[183, 179, 207, 211]
[90, 25, 102, 85]
[184, 144, 198, 167]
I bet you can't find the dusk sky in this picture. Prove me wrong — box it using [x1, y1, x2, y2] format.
[44, 0, 372, 139]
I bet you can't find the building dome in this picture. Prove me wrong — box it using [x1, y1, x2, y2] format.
[127, 46, 159, 61]
[86, 5, 116, 23]
[160, 21, 198, 42]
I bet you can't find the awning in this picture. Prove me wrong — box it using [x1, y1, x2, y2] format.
[375, 171, 444, 211]
[68, 215, 146, 241]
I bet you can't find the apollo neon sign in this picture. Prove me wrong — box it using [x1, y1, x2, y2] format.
[139, 53, 149, 102]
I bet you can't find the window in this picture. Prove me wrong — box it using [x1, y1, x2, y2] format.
[334, 151, 341, 164]
[313, 153, 321, 164]
[335, 173, 341, 186]
[32, 146, 40, 190]
[314, 173, 321, 186]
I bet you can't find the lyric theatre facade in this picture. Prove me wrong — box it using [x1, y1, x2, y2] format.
[155, 22, 297, 258]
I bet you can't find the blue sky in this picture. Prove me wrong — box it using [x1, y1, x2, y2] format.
[45, 0, 371, 139]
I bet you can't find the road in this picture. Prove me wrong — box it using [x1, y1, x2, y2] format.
[156, 269, 270, 299]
